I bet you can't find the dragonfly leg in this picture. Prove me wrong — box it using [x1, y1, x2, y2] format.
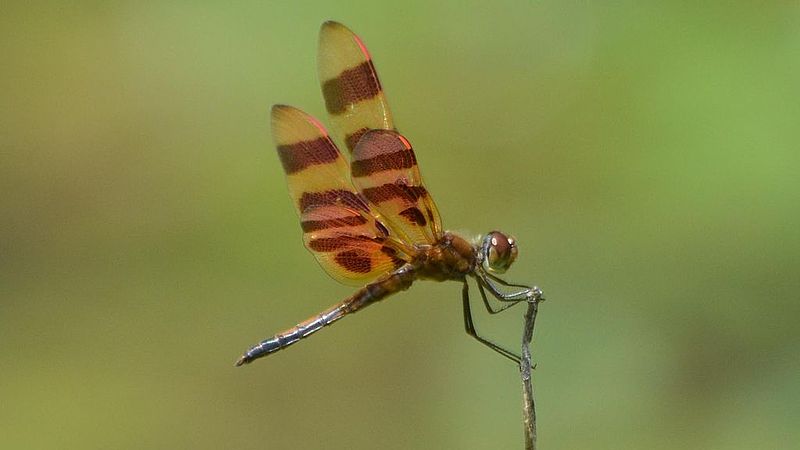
[462, 281, 521, 364]
[476, 279, 522, 314]
[481, 273, 543, 303]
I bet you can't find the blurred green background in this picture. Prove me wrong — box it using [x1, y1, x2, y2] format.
[3, 1, 799, 449]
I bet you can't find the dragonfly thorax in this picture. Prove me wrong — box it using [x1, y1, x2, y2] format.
[413, 232, 476, 282]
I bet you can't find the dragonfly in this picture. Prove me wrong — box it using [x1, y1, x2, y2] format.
[235, 21, 543, 367]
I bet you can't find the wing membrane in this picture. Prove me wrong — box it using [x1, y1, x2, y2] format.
[318, 21, 394, 153]
[351, 129, 442, 244]
[271, 105, 407, 285]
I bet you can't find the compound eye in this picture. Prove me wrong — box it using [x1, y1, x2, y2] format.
[484, 231, 518, 273]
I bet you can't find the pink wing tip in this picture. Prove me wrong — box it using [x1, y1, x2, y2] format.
[319, 21, 370, 58]
[271, 104, 291, 113]
[321, 20, 349, 33]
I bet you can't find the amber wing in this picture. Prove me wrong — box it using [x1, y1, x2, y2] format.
[351, 129, 442, 244]
[318, 22, 443, 244]
[318, 21, 394, 153]
[271, 105, 408, 285]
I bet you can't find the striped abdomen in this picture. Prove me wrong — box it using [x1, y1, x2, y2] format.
[235, 264, 416, 366]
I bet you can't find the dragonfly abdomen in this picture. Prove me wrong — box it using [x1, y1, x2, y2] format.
[235, 264, 416, 366]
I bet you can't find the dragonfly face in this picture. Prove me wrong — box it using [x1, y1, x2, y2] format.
[480, 231, 519, 275]
[235, 21, 542, 367]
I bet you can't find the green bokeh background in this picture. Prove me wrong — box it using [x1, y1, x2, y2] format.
[3, 2, 799, 449]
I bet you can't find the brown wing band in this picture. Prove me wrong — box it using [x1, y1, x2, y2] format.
[277, 137, 339, 174]
[322, 60, 383, 114]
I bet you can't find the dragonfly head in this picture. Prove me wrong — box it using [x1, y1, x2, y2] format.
[480, 231, 518, 274]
